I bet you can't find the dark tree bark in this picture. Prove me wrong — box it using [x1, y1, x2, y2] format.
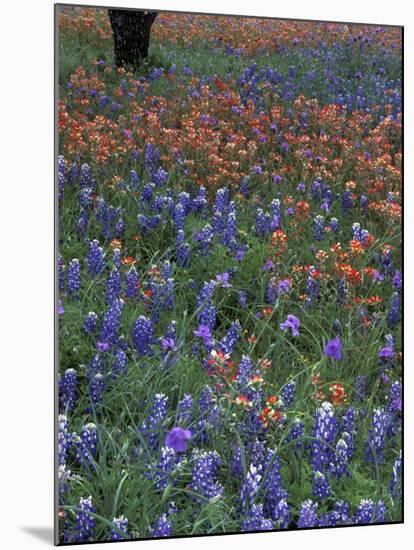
[108, 9, 158, 70]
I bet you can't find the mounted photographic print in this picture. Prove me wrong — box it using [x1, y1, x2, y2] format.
[55, 3, 403, 545]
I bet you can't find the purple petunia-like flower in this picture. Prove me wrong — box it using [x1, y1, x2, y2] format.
[165, 427, 192, 452]
[216, 272, 232, 288]
[161, 338, 176, 352]
[278, 279, 291, 294]
[193, 324, 212, 346]
[96, 342, 110, 352]
[324, 336, 342, 360]
[280, 314, 300, 337]
[378, 346, 394, 359]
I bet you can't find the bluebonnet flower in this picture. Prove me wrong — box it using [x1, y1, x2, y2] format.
[99, 298, 124, 347]
[230, 445, 243, 478]
[164, 319, 177, 341]
[353, 499, 386, 524]
[87, 240, 105, 276]
[341, 406, 357, 439]
[75, 422, 98, 468]
[311, 401, 337, 472]
[58, 253, 65, 292]
[59, 368, 77, 412]
[151, 513, 172, 537]
[177, 394, 193, 426]
[365, 407, 391, 463]
[176, 232, 191, 268]
[153, 166, 168, 186]
[214, 187, 229, 212]
[115, 215, 125, 236]
[288, 418, 304, 451]
[72, 496, 96, 542]
[255, 208, 271, 236]
[305, 271, 319, 306]
[190, 451, 223, 501]
[112, 249, 122, 271]
[192, 185, 207, 212]
[165, 427, 192, 452]
[280, 314, 300, 336]
[75, 208, 89, 238]
[67, 259, 81, 295]
[106, 268, 122, 304]
[173, 203, 186, 232]
[58, 414, 71, 466]
[240, 176, 250, 197]
[378, 247, 393, 277]
[387, 292, 400, 327]
[79, 163, 93, 189]
[341, 190, 353, 213]
[389, 451, 402, 498]
[88, 372, 105, 410]
[241, 504, 273, 532]
[149, 446, 180, 491]
[110, 515, 129, 540]
[262, 448, 288, 517]
[212, 208, 225, 236]
[355, 375, 367, 400]
[236, 355, 254, 389]
[196, 224, 213, 256]
[388, 381, 402, 413]
[130, 169, 139, 190]
[112, 349, 127, 378]
[58, 463, 71, 496]
[265, 277, 278, 304]
[313, 215, 325, 240]
[132, 315, 154, 356]
[330, 217, 339, 232]
[312, 471, 332, 500]
[137, 214, 161, 235]
[360, 195, 369, 212]
[250, 438, 265, 469]
[140, 394, 168, 450]
[328, 433, 353, 480]
[222, 205, 238, 251]
[393, 270, 402, 292]
[297, 500, 319, 528]
[281, 380, 296, 406]
[197, 386, 220, 441]
[88, 353, 103, 376]
[337, 277, 347, 305]
[273, 498, 291, 528]
[239, 290, 247, 308]
[270, 198, 282, 222]
[196, 280, 216, 321]
[219, 320, 241, 354]
[83, 312, 98, 334]
[324, 336, 342, 360]
[241, 464, 262, 511]
[143, 143, 160, 176]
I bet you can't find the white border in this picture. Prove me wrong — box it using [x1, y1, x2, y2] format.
[1, 1, 411, 549]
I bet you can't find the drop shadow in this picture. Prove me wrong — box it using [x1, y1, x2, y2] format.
[20, 526, 54, 544]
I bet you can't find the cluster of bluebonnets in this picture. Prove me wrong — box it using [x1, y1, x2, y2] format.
[58, 10, 402, 544]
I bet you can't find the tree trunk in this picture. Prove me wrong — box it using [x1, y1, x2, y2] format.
[108, 9, 158, 70]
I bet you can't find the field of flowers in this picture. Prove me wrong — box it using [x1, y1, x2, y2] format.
[57, 6, 402, 543]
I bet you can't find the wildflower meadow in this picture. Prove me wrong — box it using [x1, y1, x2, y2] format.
[57, 6, 402, 544]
